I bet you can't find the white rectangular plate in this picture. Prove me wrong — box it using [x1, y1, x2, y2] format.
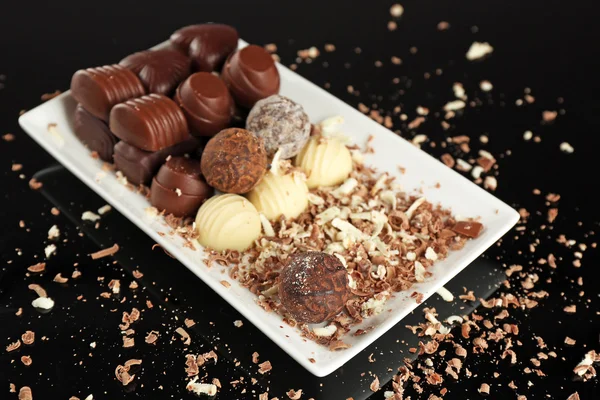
[19, 39, 519, 377]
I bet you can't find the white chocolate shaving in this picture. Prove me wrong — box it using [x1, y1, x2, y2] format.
[331, 218, 369, 241]
[48, 225, 60, 240]
[313, 324, 338, 337]
[82, 211, 101, 222]
[47, 124, 65, 147]
[405, 197, 426, 219]
[32, 296, 54, 310]
[332, 178, 358, 197]
[307, 193, 325, 205]
[333, 253, 347, 268]
[270, 149, 283, 175]
[98, 205, 112, 215]
[414, 261, 426, 282]
[446, 315, 464, 324]
[444, 100, 466, 111]
[259, 213, 275, 237]
[471, 165, 484, 179]
[379, 190, 397, 209]
[466, 42, 494, 61]
[425, 247, 438, 261]
[316, 207, 341, 225]
[436, 286, 454, 302]
[45, 244, 57, 258]
[186, 377, 217, 396]
[370, 173, 388, 195]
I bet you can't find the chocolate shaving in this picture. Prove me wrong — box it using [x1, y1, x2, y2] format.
[18, 386, 32, 400]
[90, 244, 120, 259]
[21, 331, 35, 345]
[27, 263, 46, 273]
[6, 340, 21, 352]
[258, 360, 272, 374]
[21, 355, 32, 366]
[27, 284, 47, 298]
[53, 273, 68, 283]
[175, 327, 191, 345]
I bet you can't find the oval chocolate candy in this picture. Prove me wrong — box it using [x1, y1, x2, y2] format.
[221, 45, 280, 108]
[151, 156, 213, 217]
[113, 138, 200, 186]
[155, 156, 210, 196]
[109, 94, 190, 152]
[170, 24, 238, 72]
[174, 72, 233, 137]
[73, 104, 118, 162]
[70, 65, 146, 121]
[119, 49, 191, 96]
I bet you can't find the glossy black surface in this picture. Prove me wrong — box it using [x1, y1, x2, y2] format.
[1, 1, 599, 399]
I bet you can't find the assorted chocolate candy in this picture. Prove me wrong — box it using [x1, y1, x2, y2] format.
[200, 128, 267, 194]
[119, 49, 191, 96]
[278, 252, 350, 324]
[150, 156, 213, 217]
[113, 138, 199, 186]
[109, 94, 190, 151]
[73, 104, 118, 162]
[174, 72, 234, 137]
[246, 95, 310, 159]
[70, 65, 146, 121]
[221, 45, 280, 108]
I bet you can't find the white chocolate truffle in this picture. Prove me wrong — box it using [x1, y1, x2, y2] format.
[294, 135, 353, 188]
[195, 194, 261, 252]
[247, 171, 309, 220]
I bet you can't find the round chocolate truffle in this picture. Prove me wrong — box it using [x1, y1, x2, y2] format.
[119, 49, 191, 96]
[73, 104, 118, 162]
[170, 24, 239, 72]
[246, 95, 311, 159]
[175, 72, 234, 137]
[150, 157, 213, 217]
[70, 65, 146, 121]
[201, 128, 267, 194]
[279, 252, 350, 324]
[221, 45, 280, 109]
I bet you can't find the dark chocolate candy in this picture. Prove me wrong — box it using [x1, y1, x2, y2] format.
[201, 128, 267, 194]
[70, 65, 146, 121]
[221, 45, 280, 108]
[109, 94, 190, 151]
[119, 49, 191, 96]
[113, 138, 199, 186]
[170, 24, 238, 72]
[73, 104, 118, 162]
[278, 252, 349, 324]
[151, 157, 213, 217]
[174, 72, 233, 137]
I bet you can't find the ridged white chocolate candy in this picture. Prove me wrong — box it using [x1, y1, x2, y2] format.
[246, 171, 308, 220]
[195, 194, 261, 251]
[294, 135, 352, 188]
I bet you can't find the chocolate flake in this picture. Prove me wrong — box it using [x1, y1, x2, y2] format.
[90, 244, 120, 259]
[27, 263, 46, 273]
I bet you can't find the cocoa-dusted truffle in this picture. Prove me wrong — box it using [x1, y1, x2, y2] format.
[201, 128, 267, 194]
[246, 95, 310, 159]
[279, 252, 350, 324]
[221, 45, 280, 108]
[170, 24, 239, 72]
[119, 49, 191, 96]
[174, 72, 234, 137]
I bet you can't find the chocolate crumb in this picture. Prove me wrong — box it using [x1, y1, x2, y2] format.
[90, 244, 119, 259]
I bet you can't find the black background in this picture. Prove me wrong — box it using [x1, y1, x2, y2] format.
[1, 0, 600, 399]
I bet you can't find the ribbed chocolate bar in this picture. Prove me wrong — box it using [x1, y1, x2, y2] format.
[109, 94, 190, 151]
[70, 65, 146, 121]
